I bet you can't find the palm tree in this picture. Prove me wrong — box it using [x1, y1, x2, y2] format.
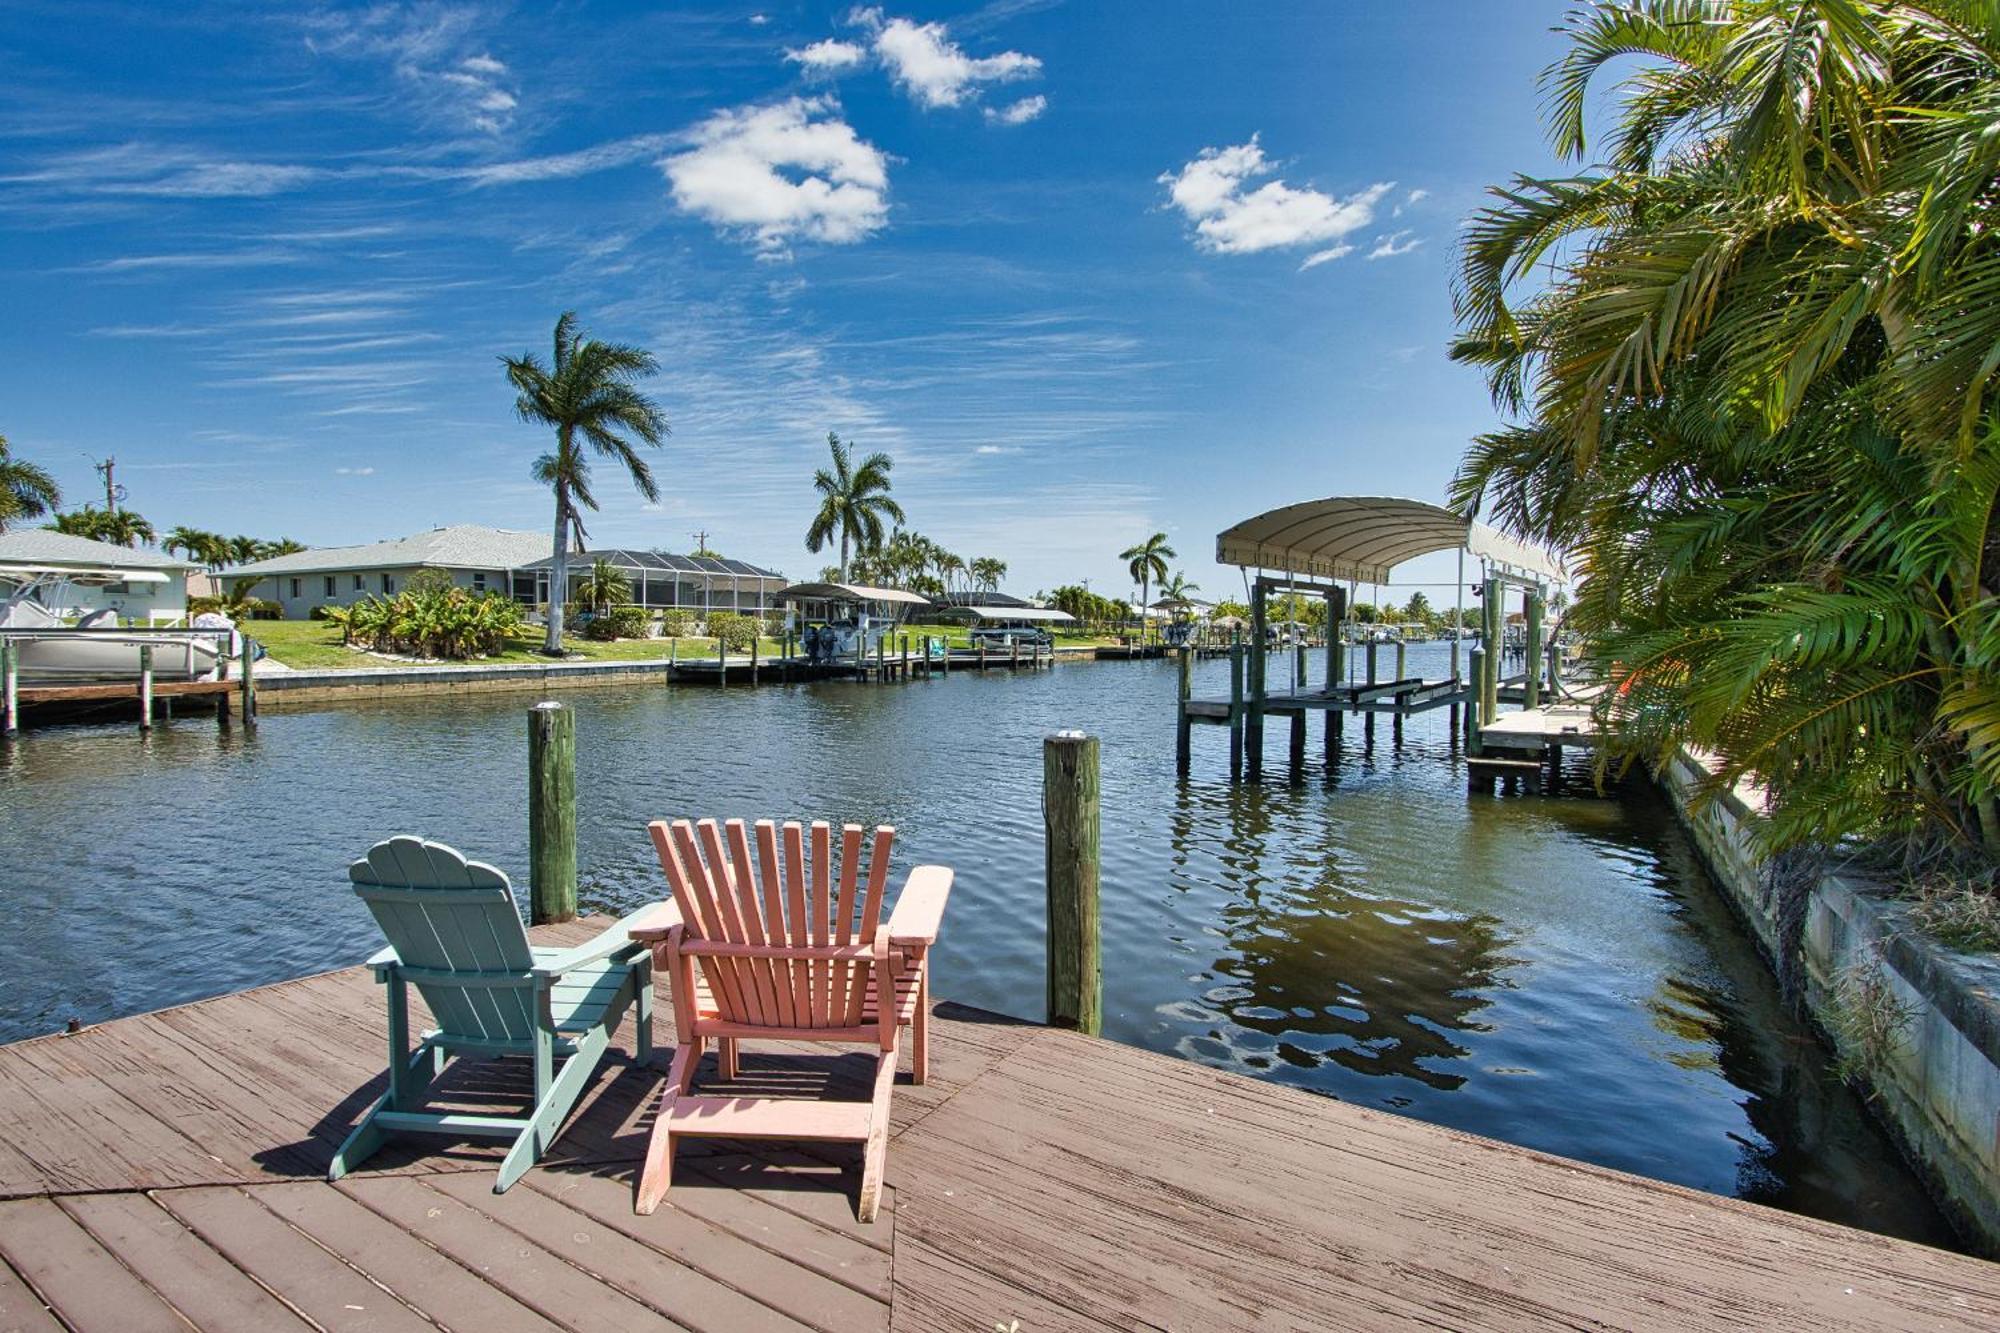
[503, 311, 669, 654]
[1120, 533, 1175, 642]
[223, 535, 262, 566]
[1450, 0, 2000, 857]
[1158, 571, 1200, 622]
[970, 556, 1006, 593]
[805, 432, 903, 581]
[937, 552, 966, 595]
[0, 433, 60, 531]
[574, 557, 631, 614]
[164, 526, 225, 570]
[260, 538, 306, 559]
[48, 507, 154, 548]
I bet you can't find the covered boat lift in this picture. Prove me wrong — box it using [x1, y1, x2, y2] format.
[1187, 496, 1566, 781]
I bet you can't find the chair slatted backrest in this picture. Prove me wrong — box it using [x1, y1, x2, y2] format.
[649, 818, 893, 1029]
[349, 836, 539, 1044]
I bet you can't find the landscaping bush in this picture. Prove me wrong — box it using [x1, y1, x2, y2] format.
[580, 606, 651, 641]
[658, 609, 695, 637]
[320, 586, 523, 659]
[708, 611, 758, 653]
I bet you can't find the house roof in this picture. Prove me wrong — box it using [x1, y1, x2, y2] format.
[935, 605, 1075, 624]
[0, 529, 195, 573]
[522, 547, 785, 580]
[936, 591, 1034, 609]
[227, 524, 551, 577]
[1216, 496, 1565, 585]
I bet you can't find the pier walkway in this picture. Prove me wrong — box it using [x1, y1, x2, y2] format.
[2, 918, 1995, 1330]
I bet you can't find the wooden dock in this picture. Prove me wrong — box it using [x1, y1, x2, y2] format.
[1, 917, 1995, 1330]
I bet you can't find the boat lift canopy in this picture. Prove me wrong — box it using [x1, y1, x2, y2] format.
[1215, 496, 1564, 587]
[933, 604, 1075, 624]
[776, 582, 932, 608]
[0, 563, 171, 586]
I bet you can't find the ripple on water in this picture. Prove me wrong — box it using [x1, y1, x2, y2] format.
[0, 645, 1964, 1249]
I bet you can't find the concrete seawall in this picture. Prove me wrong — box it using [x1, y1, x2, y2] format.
[1662, 748, 2000, 1252]
[253, 657, 677, 709]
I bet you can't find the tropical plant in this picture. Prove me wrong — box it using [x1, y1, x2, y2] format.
[188, 578, 281, 621]
[0, 433, 60, 531]
[47, 506, 155, 548]
[503, 311, 669, 654]
[164, 526, 227, 569]
[574, 557, 631, 614]
[1449, 0, 2000, 862]
[707, 610, 759, 654]
[805, 432, 903, 581]
[1119, 533, 1175, 642]
[322, 583, 524, 659]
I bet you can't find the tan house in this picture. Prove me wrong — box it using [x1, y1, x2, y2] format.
[226, 524, 551, 619]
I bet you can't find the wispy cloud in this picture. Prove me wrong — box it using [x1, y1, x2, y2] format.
[75, 248, 301, 272]
[1159, 135, 1392, 265]
[0, 143, 321, 198]
[302, 3, 519, 135]
[662, 97, 890, 257]
[785, 38, 869, 73]
[1366, 229, 1422, 260]
[983, 95, 1046, 126]
[335, 465, 379, 473]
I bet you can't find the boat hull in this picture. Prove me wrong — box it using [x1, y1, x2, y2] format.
[9, 633, 221, 683]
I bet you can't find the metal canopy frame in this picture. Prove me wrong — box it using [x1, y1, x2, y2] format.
[1215, 496, 1564, 588]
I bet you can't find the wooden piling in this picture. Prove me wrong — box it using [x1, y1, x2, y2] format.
[1011, 639, 1020, 672]
[1466, 648, 1485, 754]
[3, 641, 18, 737]
[1175, 648, 1192, 776]
[1394, 639, 1407, 683]
[527, 701, 577, 925]
[1289, 709, 1306, 771]
[1480, 577, 1501, 728]
[1247, 580, 1267, 780]
[1043, 730, 1101, 1036]
[901, 634, 909, 680]
[978, 642, 988, 671]
[138, 645, 153, 732]
[1523, 591, 1544, 710]
[238, 635, 255, 724]
[1228, 643, 1245, 778]
[750, 635, 760, 685]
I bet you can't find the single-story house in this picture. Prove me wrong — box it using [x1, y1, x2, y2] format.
[226, 524, 551, 619]
[0, 529, 196, 624]
[520, 549, 789, 618]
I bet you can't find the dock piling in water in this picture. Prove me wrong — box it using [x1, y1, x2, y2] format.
[138, 645, 153, 732]
[1043, 729, 1101, 1035]
[239, 635, 255, 724]
[527, 701, 577, 924]
[3, 641, 18, 737]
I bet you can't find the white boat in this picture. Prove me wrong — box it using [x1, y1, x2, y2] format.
[0, 571, 223, 683]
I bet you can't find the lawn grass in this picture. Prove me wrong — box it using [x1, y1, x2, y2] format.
[251, 618, 1126, 671]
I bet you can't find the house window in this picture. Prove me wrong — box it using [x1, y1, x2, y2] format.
[324, 576, 337, 597]
[381, 573, 395, 594]
[472, 571, 487, 593]
[290, 578, 302, 599]
[353, 574, 364, 592]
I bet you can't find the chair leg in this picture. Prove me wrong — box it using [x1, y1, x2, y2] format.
[497, 1027, 608, 1193]
[633, 957, 655, 1068]
[636, 1039, 703, 1216]
[857, 1049, 897, 1224]
[718, 1036, 739, 1081]
[911, 973, 929, 1086]
[327, 1094, 389, 1183]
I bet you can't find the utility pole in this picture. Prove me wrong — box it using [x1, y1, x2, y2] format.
[691, 530, 710, 556]
[92, 456, 124, 512]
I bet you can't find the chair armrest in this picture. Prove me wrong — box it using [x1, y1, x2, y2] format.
[531, 902, 677, 978]
[366, 945, 399, 967]
[887, 865, 953, 947]
[624, 900, 682, 942]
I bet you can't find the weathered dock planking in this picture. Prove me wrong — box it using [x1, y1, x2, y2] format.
[1, 918, 1996, 1330]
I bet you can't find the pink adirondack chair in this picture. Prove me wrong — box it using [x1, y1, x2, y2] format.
[629, 817, 952, 1221]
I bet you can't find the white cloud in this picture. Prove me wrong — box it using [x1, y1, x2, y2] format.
[662, 98, 890, 256]
[785, 38, 868, 73]
[428, 133, 672, 187]
[1159, 135, 1392, 260]
[1366, 229, 1422, 260]
[750, 12, 769, 24]
[851, 8, 1040, 110]
[335, 465, 377, 475]
[1405, 188, 1428, 205]
[0, 143, 321, 198]
[983, 95, 1046, 126]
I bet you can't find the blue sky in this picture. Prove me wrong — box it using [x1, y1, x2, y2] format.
[0, 2, 1569, 602]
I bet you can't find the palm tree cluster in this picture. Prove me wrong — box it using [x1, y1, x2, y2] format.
[47, 507, 157, 549]
[504, 311, 669, 655]
[1120, 533, 1175, 641]
[844, 528, 1008, 599]
[1451, 0, 2000, 862]
[162, 527, 305, 568]
[0, 433, 60, 531]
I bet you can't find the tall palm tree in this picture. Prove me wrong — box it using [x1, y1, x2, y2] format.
[0, 433, 60, 532]
[1120, 533, 1175, 642]
[225, 535, 262, 567]
[503, 311, 669, 654]
[164, 526, 225, 570]
[937, 552, 966, 595]
[806, 432, 903, 581]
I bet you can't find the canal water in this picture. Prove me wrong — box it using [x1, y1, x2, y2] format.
[0, 645, 1962, 1249]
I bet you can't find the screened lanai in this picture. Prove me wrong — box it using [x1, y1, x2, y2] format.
[518, 549, 789, 616]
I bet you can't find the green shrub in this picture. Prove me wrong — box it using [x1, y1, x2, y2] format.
[309, 603, 335, 620]
[610, 605, 650, 638]
[582, 615, 621, 641]
[708, 611, 757, 653]
[658, 609, 695, 637]
[322, 587, 523, 659]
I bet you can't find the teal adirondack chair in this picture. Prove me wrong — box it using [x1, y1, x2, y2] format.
[329, 836, 666, 1192]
